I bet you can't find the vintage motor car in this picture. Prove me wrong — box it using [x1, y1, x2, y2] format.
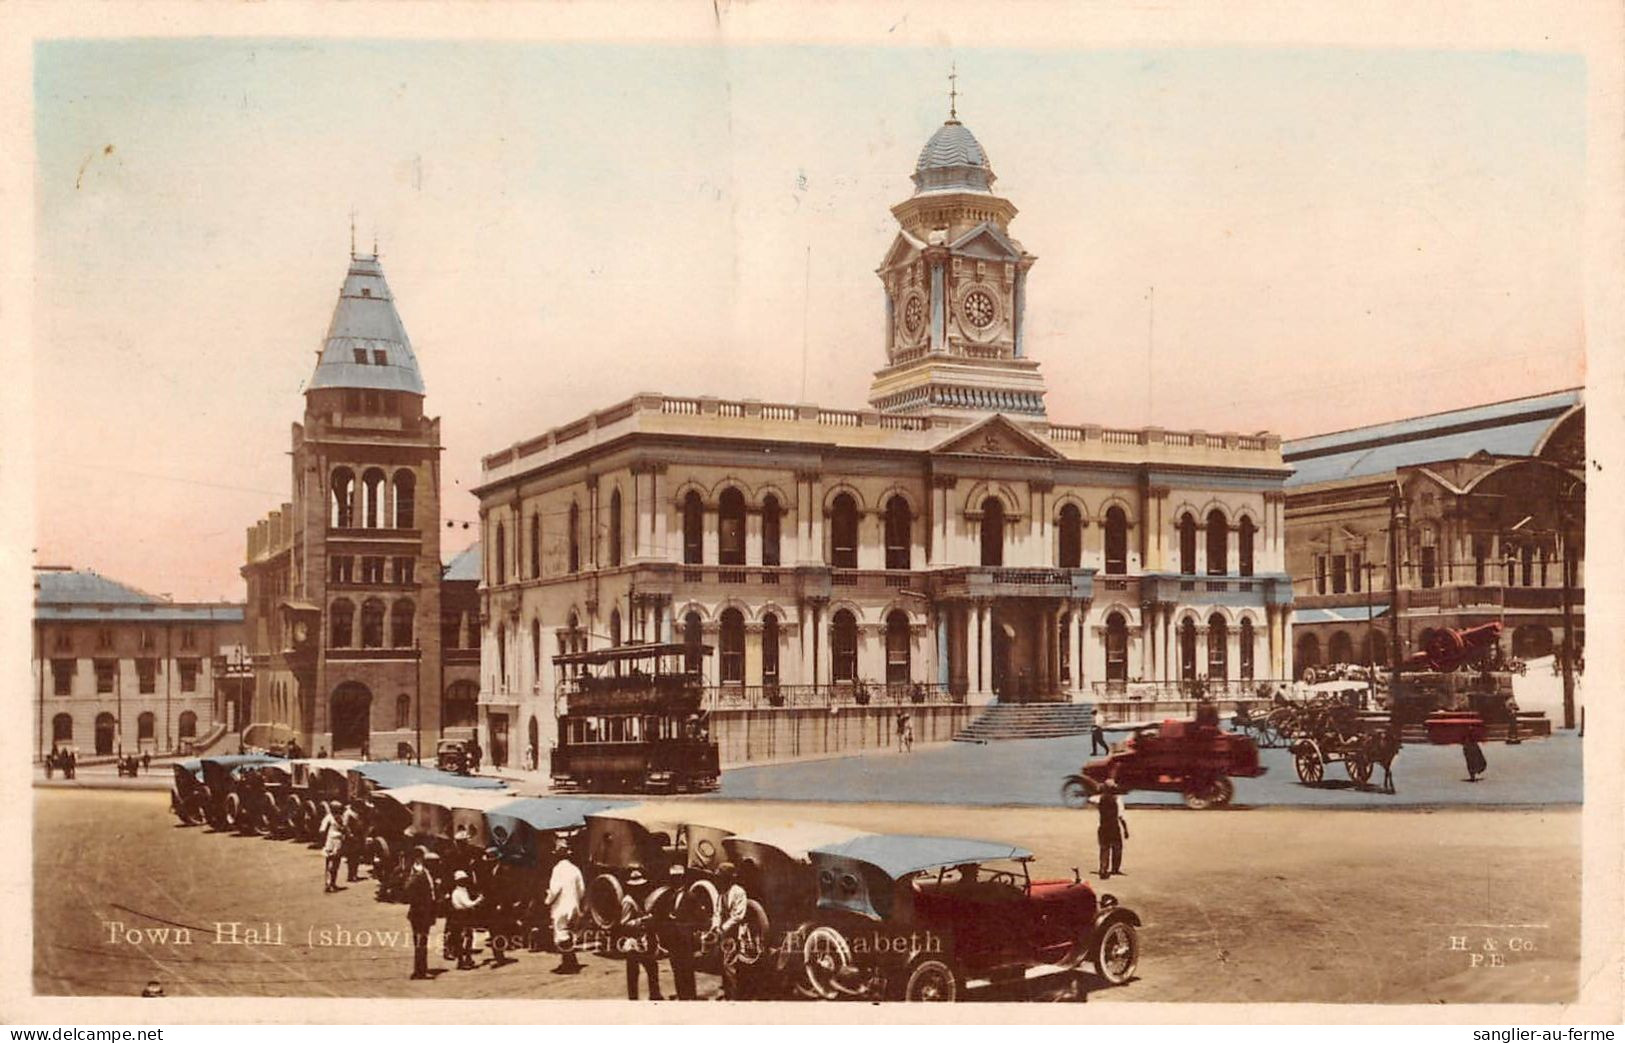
[582, 804, 735, 930]
[1065, 715, 1265, 810]
[346, 760, 508, 801]
[436, 739, 475, 775]
[173, 753, 284, 829]
[797, 834, 1141, 1001]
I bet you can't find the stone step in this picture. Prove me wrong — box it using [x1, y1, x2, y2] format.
[953, 703, 1097, 742]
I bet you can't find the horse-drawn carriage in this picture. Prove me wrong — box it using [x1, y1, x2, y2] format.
[1063, 710, 1265, 810]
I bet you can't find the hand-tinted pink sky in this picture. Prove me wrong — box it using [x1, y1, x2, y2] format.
[32, 41, 1585, 600]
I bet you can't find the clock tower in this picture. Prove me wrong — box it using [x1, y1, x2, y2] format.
[869, 107, 1047, 418]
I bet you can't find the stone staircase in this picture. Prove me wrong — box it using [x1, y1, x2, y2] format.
[953, 702, 1096, 743]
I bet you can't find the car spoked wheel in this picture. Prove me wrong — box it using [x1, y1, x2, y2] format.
[799, 925, 853, 1000]
[1093, 921, 1139, 985]
[902, 958, 960, 1002]
[1060, 776, 1092, 809]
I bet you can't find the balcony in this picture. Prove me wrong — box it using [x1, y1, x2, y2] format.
[930, 567, 1094, 601]
[704, 681, 962, 711]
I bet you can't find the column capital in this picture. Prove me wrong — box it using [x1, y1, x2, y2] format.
[629, 460, 668, 476]
[793, 468, 823, 484]
[930, 474, 959, 490]
[1029, 478, 1055, 494]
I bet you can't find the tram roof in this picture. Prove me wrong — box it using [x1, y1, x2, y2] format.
[553, 642, 713, 667]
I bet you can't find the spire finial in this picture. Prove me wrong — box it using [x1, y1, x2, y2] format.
[349, 209, 357, 259]
[948, 62, 959, 121]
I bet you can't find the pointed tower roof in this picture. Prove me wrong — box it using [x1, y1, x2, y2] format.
[308, 254, 426, 396]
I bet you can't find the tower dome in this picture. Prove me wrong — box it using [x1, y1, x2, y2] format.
[912, 120, 996, 194]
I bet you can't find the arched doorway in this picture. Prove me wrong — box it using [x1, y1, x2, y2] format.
[1179, 618, 1197, 681]
[1296, 633, 1321, 678]
[1105, 612, 1129, 683]
[443, 681, 478, 734]
[94, 712, 115, 756]
[527, 715, 540, 770]
[52, 713, 73, 748]
[1329, 630, 1355, 665]
[330, 682, 372, 754]
[980, 498, 1005, 567]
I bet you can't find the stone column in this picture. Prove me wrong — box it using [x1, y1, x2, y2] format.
[936, 609, 950, 688]
[745, 623, 763, 686]
[975, 602, 994, 704]
[587, 477, 600, 569]
[651, 468, 669, 561]
[746, 509, 762, 568]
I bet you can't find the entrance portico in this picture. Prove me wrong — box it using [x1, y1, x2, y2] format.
[931, 566, 1093, 704]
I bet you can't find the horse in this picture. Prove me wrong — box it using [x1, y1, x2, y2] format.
[1362, 725, 1402, 794]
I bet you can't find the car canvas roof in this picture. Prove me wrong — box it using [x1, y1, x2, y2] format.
[811, 834, 1033, 878]
[200, 753, 283, 769]
[583, 803, 690, 831]
[352, 762, 506, 790]
[375, 784, 516, 812]
[488, 797, 629, 832]
[726, 822, 876, 862]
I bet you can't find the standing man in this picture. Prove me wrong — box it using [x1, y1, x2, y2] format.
[1463, 734, 1488, 782]
[468, 737, 483, 775]
[1094, 780, 1127, 878]
[712, 862, 749, 1000]
[447, 870, 482, 970]
[141, 751, 151, 774]
[653, 864, 698, 1000]
[620, 868, 662, 1000]
[544, 840, 585, 974]
[404, 849, 438, 980]
[1090, 721, 1110, 756]
[341, 802, 367, 883]
[318, 802, 346, 892]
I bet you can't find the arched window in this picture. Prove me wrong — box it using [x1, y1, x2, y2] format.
[1207, 509, 1228, 575]
[1239, 618, 1255, 680]
[1105, 612, 1128, 682]
[1178, 513, 1197, 575]
[682, 492, 704, 565]
[360, 598, 386, 649]
[1365, 628, 1389, 668]
[568, 501, 582, 573]
[1329, 630, 1354, 665]
[330, 599, 355, 648]
[443, 681, 479, 729]
[1179, 617, 1197, 681]
[1208, 614, 1228, 681]
[1104, 507, 1129, 575]
[390, 600, 415, 648]
[496, 624, 507, 688]
[530, 513, 541, 579]
[137, 711, 155, 741]
[885, 610, 911, 684]
[393, 470, 416, 529]
[1473, 533, 1490, 586]
[1239, 517, 1256, 577]
[361, 468, 386, 528]
[494, 522, 507, 586]
[609, 489, 623, 567]
[1296, 633, 1321, 677]
[178, 710, 197, 740]
[94, 712, 115, 755]
[761, 495, 782, 567]
[830, 494, 859, 569]
[531, 617, 542, 678]
[329, 468, 356, 528]
[1058, 504, 1083, 569]
[683, 611, 704, 674]
[980, 497, 1005, 567]
[762, 614, 780, 687]
[718, 487, 746, 566]
[832, 609, 859, 683]
[1521, 544, 1536, 587]
[719, 608, 745, 684]
[885, 496, 912, 570]
[609, 608, 622, 647]
[465, 612, 479, 651]
[52, 713, 73, 744]
[395, 694, 411, 730]
[1419, 527, 1438, 589]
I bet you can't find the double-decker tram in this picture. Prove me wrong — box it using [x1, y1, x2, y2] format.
[550, 642, 721, 793]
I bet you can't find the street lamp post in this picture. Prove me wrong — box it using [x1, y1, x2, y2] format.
[1387, 491, 1408, 690]
[1559, 482, 1580, 731]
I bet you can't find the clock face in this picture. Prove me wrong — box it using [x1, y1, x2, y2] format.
[963, 289, 996, 330]
[902, 294, 924, 336]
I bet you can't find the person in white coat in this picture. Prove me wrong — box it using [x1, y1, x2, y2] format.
[318, 802, 345, 892]
[545, 841, 585, 974]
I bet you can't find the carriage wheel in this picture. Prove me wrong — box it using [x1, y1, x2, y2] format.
[800, 924, 855, 1000]
[1060, 776, 1092, 809]
[902, 957, 961, 1002]
[1294, 746, 1324, 784]
[1346, 752, 1372, 785]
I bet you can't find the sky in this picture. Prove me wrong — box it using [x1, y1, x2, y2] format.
[30, 39, 1587, 600]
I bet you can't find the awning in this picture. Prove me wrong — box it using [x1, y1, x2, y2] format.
[1293, 606, 1390, 626]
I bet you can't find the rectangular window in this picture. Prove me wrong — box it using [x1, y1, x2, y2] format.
[361, 557, 385, 584]
[51, 659, 74, 696]
[1420, 546, 1438, 589]
[393, 557, 416, 584]
[373, 350, 388, 366]
[96, 628, 113, 651]
[179, 658, 199, 693]
[353, 348, 368, 364]
[1351, 553, 1363, 593]
[94, 659, 116, 693]
[1331, 555, 1348, 594]
[330, 555, 354, 584]
[180, 628, 196, 650]
[52, 630, 71, 652]
[1315, 556, 1327, 595]
[136, 658, 157, 694]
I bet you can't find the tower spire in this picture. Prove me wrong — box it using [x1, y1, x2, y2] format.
[349, 209, 357, 259]
[948, 62, 959, 122]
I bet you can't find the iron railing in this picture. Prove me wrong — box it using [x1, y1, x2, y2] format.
[704, 681, 963, 710]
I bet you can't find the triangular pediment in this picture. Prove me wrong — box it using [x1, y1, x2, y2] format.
[949, 221, 1022, 260]
[932, 413, 1064, 460]
[879, 230, 927, 272]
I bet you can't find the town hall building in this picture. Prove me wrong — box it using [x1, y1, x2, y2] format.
[470, 106, 1297, 766]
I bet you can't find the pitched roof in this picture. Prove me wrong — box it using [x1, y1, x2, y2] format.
[34, 569, 158, 605]
[1282, 388, 1580, 488]
[308, 254, 426, 396]
[443, 541, 481, 582]
[33, 568, 244, 622]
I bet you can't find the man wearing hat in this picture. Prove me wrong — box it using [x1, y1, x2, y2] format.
[404, 848, 438, 980]
[712, 861, 750, 1000]
[620, 868, 662, 1000]
[544, 838, 585, 974]
[447, 869, 484, 970]
[653, 864, 699, 1000]
[1094, 779, 1127, 879]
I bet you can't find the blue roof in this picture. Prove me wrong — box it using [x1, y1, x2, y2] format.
[35, 569, 157, 604]
[487, 797, 627, 833]
[913, 120, 995, 194]
[811, 834, 1032, 878]
[200, 753, 284, 769]
[1283, 389, 1579, 488]
[308, 255, 426, 396]
[351, 762, 506, 790]
[443, 542, 481, 582]
[1294, 606, 1390, 625]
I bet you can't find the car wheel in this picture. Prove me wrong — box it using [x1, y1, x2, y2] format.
[1060, 776, 1091, 809]
[223, 792, 242, 830]
[1211, 776, 1235, 806]
[800, 924, 854, 1000]
[586, 873, 627, 930]
[903, 957, 961, 1002]
[1093, 920, 1139, 985]
[735, 900, 770, 967]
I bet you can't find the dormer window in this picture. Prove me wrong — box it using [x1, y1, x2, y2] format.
[353, 349, 368, 364]
[361, 287, 372, 298]
[373, 350, 388, 365]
